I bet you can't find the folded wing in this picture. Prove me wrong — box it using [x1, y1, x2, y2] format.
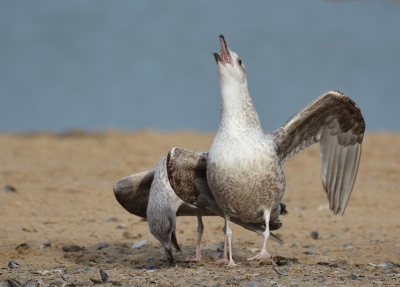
[269, 90, 365, 216]
[167, 147, 286, 245]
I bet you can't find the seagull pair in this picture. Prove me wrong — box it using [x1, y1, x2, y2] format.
[114, 35, 365, 266]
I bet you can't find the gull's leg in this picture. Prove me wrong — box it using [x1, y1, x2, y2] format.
[247, 211, 271, 260]
[214, 217, 229, 264]
[225, 214, 236, 266]
[185, 212, 204, 262]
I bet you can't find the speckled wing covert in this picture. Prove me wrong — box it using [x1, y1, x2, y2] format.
[113, 168, 206, 218]
[269, 90, 365, 216]
[167, 147, 286, 245]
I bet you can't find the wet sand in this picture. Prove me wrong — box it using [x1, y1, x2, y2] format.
[0, 131, 399, 286]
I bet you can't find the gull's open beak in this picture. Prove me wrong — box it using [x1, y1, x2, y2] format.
[212, 34, 234, 67]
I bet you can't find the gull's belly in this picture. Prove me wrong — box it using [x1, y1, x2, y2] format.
[207, 138, 285, 222]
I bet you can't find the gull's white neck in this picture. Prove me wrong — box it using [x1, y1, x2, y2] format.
[218, 78, 263, 134]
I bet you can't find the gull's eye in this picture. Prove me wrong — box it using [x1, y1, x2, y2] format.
[238, 58, 242, 66]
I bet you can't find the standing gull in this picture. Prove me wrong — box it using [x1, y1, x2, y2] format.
[168, 35, 365, 266]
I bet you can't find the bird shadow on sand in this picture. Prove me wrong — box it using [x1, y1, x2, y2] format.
[59, 241, 273, 270]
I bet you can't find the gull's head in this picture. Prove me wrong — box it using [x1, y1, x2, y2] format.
[212, 35, 247, 87]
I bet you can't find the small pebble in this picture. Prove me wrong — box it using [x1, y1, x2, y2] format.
[225, 278, 240, 285]
[310, 231, 321, 239]
[291, 280, 298, 286]
[94, 242, 108, 250]
[216, 241, 224, 252]
[269, 279, 278, 285]
[100, 269, 110, 283]
[101, 217, 119, 222]
[8, 261, 21, 269]
[122, 231, 141, 239]
[273, 256, 299, 266]
[273, 266, 288, 276]
[132, 239, 146, 249]
[116, 224, 125, 229]
[71, 268, 91, 274]
[6, 279, 21, 287]
[351, 273, 360, 279]
[144, 266, 157, 271]
[62, 244, 82, 252]
[3, 185, 16, 192]
[40, 242, 51, 249]
[50, 279, 65, 287]
[22, 280, 37, 287]
[378, 261, 393, 268]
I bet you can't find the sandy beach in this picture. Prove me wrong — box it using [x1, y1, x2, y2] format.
[0, 131, 399, 286]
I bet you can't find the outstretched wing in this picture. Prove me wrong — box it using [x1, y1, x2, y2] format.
[270, 90, 365, 216]
[167, 147, 286, 245]
[113, 169, 156, 218]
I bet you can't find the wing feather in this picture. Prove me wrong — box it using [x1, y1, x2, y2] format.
[113, 169, 156, 218]
[167, 147, 286, 244]
[270, 90, 365, 216]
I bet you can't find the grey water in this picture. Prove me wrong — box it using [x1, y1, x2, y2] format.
[1, 1, 399, 133]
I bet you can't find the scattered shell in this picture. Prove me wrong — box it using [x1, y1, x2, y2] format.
[90, 278, 103, 284]
[269, 279, 278, 285]
[122, 231, 141, 239]
[303, 245, 316, 249]
[22, 280, 37, 287]
[245, 246, 260, 253]
[144, 266, 157, 272]
[216, 241, 224, 252]
[94, 242, 108, 250]
[62, 244, 83, 252]
[49, 279, 66, 287]
[116, 224, 125, 229]
[317, 260, 347, 268]
[100, 269, 110, 283]
[71, 268, 91, 274]
[6, 279, 21, 287]
[318, 204, 329, 210]
[273, 266, 288, 276]
[351, 273, 360, 279]
[131, 239, 146, 249]
[378, 261, 393, 268]
[3, 185, 16, 192]
[8, 261, 21, 269]
[310, 231, 321, 239]
[273, 256, 299, 266]
[225, 278, 240, 285]
[291, 280, 298, 286]
[40, 242, 51, 249]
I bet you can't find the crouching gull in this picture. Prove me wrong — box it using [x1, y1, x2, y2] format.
[113, 154, 284, 263]
[167, 35, 365, 266]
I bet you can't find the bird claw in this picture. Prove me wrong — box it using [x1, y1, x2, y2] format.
[213, 258, 229, 265]
[246, 249, 271, 261]
[184, 256, 202, 263]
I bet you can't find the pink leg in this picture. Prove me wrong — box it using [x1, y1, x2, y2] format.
[225, 215, 236, 266]
[185, 213, 204, 262]
[214, 217, 229, 264]
[247, 211, 271, 260]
